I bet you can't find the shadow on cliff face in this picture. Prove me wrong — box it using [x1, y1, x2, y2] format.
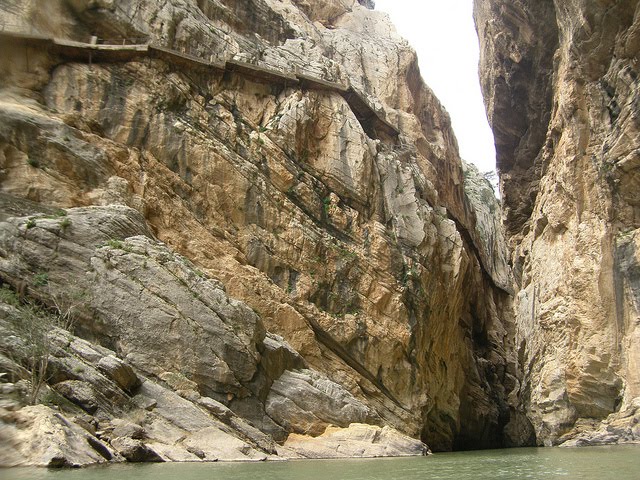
[474, 0, 559, 237]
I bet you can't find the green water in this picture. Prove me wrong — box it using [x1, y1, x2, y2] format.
[3, 445, 640, 480]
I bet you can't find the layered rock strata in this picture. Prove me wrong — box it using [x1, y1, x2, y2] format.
[0, 206, 423, 466]
[1, 0, 517, 462]
[475, 0, 640, 445]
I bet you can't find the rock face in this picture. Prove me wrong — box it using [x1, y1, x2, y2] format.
[475, 0, 640, 445]
[0, 405, 118, 467]
[265, 369, 376, 436]
[0, 206, 419, 465]
[283, 423, 429, 459]
[0, 0, 520, 461]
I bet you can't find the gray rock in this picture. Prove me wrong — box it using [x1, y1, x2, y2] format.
[0, 208, 266, 401]
[88, 235, 265, 398]
[461, 161, 512, 292]
[69, 338, 107, 363]
[558, 400, 640, 447]
[261, 333, 306, 382]
[110, 437, 164, 462]
[133, 380, 276, 460]
[0, 353, 28, 383]
[0, 383, 16, 395]
[197, 396, 233, 420]
[265, 369, 373, 436]
[72, 414, 98, 435]
[111, 420, 145, 440]
[181, 426, 267, 462]
[131, 394, 157, 411]
[45, 348, 131, 410]
[159, 372, 199, 392]
[144, 442, 203, 462]
[186, 446, 206, 459]
[97, 355, 140, 392]
[54, 380, 100, 414]
[0, 405, 118, 467]
[195, 395, 276, 452]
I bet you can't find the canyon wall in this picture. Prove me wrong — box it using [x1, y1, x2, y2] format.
[0, 0, 521, 464]
[475, 0, 640, 445]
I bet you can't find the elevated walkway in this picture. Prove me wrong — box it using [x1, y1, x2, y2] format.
[0, 31, 148, 62]
[341, 87, 399, 140]
[226, 58, 298, 86]
[150, 45, 225, 72]
[54, 39, 148, 62]
[0, 30, 399, 141]
[296, 71, 348, 92]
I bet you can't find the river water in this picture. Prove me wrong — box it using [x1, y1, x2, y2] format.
[3, 445, 640, 480]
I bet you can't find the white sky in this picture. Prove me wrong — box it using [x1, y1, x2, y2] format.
[374, 0, 496, 173]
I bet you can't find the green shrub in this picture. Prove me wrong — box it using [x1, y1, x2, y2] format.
[103, 239, 125, 250]
[322, 196, 331, 214]
[0, 285, 20, 306]
[33, 272, 49, 287]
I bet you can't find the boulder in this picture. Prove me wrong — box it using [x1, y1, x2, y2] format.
[265, 369, 374, 436]
[111, 419, 145, 440]
[110, 437, 164, 462]
[284, 423, 429, 458]
[54, 380, 100, 414]
[97, 355, 140, 392]
[0, 405, 117, 467]
[260, 333, 306, 381]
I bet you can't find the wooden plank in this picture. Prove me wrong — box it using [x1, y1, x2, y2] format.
[0, 31, 399, 141]
[226, 58, 298, 85]
[150, 45, 225, 71]
[0, 31, 51, 48]
[296, 72, 348, 92]
[51, 39, 148, 62]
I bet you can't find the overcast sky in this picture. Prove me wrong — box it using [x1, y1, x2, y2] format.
[374, 0, 496, 173]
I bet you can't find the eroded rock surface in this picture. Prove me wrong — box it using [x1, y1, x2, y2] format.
[0, 207, 424, 465]
[0, 404, 118, 467]
[283, 423, 429, 459]
[476, 0, 640, 445]
[1, 0, 519, 460]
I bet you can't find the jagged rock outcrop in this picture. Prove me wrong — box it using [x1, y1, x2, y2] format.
[1, 0, 518, 461]
[0, 404, 119, 467]
[0, 206, 424, 465]
[475, 0, 640, 445]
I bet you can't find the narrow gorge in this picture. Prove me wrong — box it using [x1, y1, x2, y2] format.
[0, 0, 638, 467]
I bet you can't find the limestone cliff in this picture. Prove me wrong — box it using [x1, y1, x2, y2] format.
[475, 0, 640, 445]
[1, 0, 516, 464]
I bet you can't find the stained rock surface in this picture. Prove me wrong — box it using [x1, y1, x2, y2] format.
[475, 0, 640, 445]
[0, 0, 521, 464]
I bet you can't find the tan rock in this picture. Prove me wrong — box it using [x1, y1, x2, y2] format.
[283, 423, 429, 458]
[0, 405, 117, 467]
[476, 0, 640, 445]
[97, 355, 140, 392]
[0, 0, 521, 453]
